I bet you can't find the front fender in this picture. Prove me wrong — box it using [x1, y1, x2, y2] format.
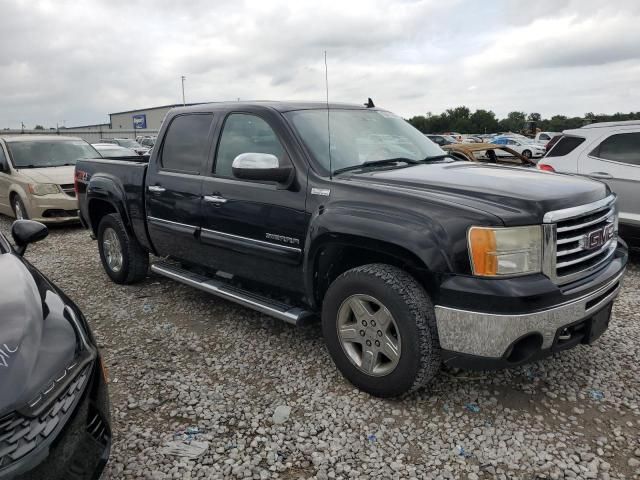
[303, 201, 454, 307]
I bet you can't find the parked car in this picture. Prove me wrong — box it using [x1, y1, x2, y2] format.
[95, 138, 149, 156]
[425, 134, 458, 146]
[75, 101, 627, 398]
[442, 142, 535, 166]
[545, 134, 562, 152]
[491, 137, 547, 159]
[538, 121, 640, 248]
[93, 143, 141, 158]
[0, 136, 98, 223]
[534, 131, 562, 145]
[0, 219, 110, 479]
[137, 136, 156, 149]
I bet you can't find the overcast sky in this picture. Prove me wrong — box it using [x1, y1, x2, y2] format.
[1, 0, 639, 128]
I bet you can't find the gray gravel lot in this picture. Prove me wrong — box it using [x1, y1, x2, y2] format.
[2, 215, 639, 480]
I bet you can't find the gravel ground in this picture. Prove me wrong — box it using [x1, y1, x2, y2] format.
[2, 215, 639, 480]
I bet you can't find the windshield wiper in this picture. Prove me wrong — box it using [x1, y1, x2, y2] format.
[333, 158, 420, 175]
[420, 154, 452, 162]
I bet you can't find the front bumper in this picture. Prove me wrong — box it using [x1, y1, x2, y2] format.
[26, 193, 79, 223]
[435, 242, 627, 368]
[1, 360, 111, 480]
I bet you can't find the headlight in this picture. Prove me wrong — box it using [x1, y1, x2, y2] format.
[28, 183, 60, 196]
[468, 225, 542, 276]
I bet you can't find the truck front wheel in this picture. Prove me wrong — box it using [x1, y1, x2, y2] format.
[97, 213, 149, 284]
[322, 263, 441, 397]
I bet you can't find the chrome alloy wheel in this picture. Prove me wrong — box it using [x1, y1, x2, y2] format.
[102, 228, 123, 273]
[336, 294, 401, 376]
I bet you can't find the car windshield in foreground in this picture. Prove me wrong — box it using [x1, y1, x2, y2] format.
[7, 140, 99, 168]
[285, 109, 446, 175]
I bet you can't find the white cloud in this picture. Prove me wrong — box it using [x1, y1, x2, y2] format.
[0, 0, 638, 128]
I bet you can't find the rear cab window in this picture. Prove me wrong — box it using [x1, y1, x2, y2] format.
[160, 114, 214, 174]
[545, 135, 585, 157]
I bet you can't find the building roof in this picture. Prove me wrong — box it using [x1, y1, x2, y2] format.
[109, 103, 202, 116]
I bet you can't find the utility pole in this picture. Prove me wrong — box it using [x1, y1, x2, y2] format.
[181, 76, 186, 106]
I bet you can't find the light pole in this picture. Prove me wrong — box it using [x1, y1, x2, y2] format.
[181, 76, 186, 106]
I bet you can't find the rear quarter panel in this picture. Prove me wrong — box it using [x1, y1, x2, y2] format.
[76, 158, 153, 252]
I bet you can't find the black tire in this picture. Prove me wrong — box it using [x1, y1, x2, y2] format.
[522, 149, 532, 159]
[322, 263, 441, 397]
[97, 213, 148, 284]
[12, 195, 29, 220]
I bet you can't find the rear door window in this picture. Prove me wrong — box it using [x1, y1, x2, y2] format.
[545, 136, 585, 157]
[590, 132, 640, 166]
[161, 114, 214, 173]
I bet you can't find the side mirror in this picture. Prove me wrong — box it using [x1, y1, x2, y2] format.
[11, 220, 48, 256]
[0, 159, 9, 174]
[232, 153, 293, 184]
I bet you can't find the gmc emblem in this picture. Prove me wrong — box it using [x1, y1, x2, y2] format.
[583, 224, 615, 250]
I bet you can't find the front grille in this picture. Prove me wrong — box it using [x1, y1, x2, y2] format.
[59, 184, 76, 198]
[0, 366, 90, 470]
[543, 196, 618, 284]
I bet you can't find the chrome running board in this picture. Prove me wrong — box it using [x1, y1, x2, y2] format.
[150, 261, 314, 326]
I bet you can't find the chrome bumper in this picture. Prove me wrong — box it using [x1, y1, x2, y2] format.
[434, 270, 625, 358]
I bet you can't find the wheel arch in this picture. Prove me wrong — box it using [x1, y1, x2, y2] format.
[306, 233, 440, 310]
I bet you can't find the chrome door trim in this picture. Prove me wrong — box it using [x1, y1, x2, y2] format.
[203, 195, 227, 204]
[201, 228, 301, 253]
[147, 216, 198, 235]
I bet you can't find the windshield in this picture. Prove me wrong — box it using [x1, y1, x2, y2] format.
[7, 140, 98, 168]
[285, 109, 445, 174]
[117, 139, 142, 148]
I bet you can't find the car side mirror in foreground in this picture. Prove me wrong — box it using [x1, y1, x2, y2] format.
[232, 153, 293, 184]
[12, 220, 48, 256]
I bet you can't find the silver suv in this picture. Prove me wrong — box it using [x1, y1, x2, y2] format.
[538, 120, 640, 247]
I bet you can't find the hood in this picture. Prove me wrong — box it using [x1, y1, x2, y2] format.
[345, 162, 608, 225]
[0, 253, 76, 414]
[16, 165, 75, 184]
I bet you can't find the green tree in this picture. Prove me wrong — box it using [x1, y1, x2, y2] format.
[34, 125, 44, 130]
[498, 111, 527, 132]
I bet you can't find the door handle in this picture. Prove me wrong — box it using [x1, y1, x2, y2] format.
[148, 185, 166, 193]
[203, 195, 227, 205]
[588, 172, 613, 179]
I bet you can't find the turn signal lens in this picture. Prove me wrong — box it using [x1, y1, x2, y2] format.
[468, 228, 497, 276]
[538, 163, 555, 172]
[468, 226, 542, 277]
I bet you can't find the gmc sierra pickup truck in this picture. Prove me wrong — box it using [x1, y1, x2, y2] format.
[75, 101, 628, 397]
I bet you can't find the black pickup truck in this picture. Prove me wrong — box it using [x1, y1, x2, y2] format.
[75, 101, 628, 397]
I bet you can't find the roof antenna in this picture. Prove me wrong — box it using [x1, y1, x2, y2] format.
[365, 97, 375, 108]
[324, 50, 333, 180]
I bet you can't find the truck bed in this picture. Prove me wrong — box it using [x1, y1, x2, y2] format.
[75, 157, 152, 251]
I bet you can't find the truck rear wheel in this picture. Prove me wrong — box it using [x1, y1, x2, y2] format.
[322, 263, 441, 397]
[97, 213, 148, 284]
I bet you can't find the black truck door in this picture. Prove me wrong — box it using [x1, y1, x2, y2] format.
[145, 113, 215, 263]
[199, 111, 309, 292]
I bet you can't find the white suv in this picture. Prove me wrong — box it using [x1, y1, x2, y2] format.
[538, 120, 640, 247]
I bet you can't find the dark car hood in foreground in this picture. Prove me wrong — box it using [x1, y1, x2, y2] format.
[0, 253, 76, 414]
[345, 162, 608, 225]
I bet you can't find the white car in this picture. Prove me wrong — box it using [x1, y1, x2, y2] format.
[537, 120, 640, 248]
[92, 143, 140, 158]
[534, 131, 561, 145]
[492, 137, 546, 159]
